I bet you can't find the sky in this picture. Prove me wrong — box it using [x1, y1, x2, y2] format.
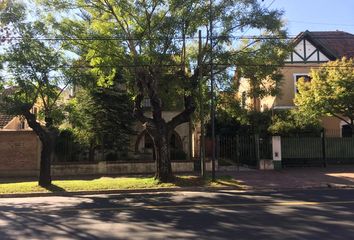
[263, 0, 354, 36]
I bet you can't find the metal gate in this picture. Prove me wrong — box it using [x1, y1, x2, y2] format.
[216, 134, 272, 168]
[281, 132, 354, 167]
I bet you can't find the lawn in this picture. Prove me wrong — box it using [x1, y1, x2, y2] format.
[0, 175, 242, 195]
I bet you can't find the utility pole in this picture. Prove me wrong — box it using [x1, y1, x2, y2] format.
[209, 0, 216, 181]
[198, 30, 205, 177]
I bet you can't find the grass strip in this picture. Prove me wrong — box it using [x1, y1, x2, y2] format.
[0, 175, 242, 194]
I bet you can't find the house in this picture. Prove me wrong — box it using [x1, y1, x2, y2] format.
[0, 87, 40, 131]
[0, 113, 27, 130]
[132, 100, 192, 161]
[261, 30, 354, 136]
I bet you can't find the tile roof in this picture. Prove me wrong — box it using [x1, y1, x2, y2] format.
[0, 88, 16, 129]
[295, 30, 354, 59]
[0, 113, 14, 129]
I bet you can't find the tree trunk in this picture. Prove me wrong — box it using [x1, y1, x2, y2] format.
[22, 108, 52, 187]
[39, 134, 53, 187]
[146, 121, 173, 182]
[153, 132, 173, 182]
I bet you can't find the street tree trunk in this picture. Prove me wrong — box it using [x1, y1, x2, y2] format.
[22, 107, 52, 187]
[152, 130, 173, 182]
[134, 69, 197, 182]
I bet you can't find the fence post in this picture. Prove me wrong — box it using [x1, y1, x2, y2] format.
[272, 136, 282, 170]
[254, 133, 260, 168]
[236, 135, 240, 171]
[200, 135, 205, 177]
[321, 129, 327, 168]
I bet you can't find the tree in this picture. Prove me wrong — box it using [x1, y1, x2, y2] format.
[0, 1, 73, 186]
[234, 37, 291, 111]
[40, 0, 287, 181]
[295, 57, 354, 131]
[66, 84, 134, 161]
[268, 109, 322, 136]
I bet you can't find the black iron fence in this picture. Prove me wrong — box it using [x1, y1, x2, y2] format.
[216, 134, 272, 167]
[54, 135, 187, 163]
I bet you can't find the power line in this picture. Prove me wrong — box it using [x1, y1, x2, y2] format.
[1, 63, 353, 81]
[288, 20, 354, 27]
[1, 63, 353, 73]
[2, 34, 354, 42]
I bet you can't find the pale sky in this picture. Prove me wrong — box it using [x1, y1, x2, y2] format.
[263, 0, 354, 36]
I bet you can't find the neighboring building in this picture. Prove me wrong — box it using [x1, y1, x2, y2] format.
[260, 30, 354, 136]
[0, 87, 40, 131]
[0, 113, 27, 130]
[132, 99, 192, 161]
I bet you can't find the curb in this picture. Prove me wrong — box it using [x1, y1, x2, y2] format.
[1, 183, 353, 199]
[327, 183, 354, 189]
[0, 186, 244, 199]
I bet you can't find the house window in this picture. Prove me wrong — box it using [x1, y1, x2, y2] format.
[241, 91, 246, 108]
[32, 107, 38, 115]
[342, 124, 353, 138]
[142, 98, 151, 108]
[144, 133, 154, 149]
[294, 74, 312, 93]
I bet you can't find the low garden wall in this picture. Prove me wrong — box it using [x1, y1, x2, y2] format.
[0, 130, 214, 177]
[52, 160, 195, 176]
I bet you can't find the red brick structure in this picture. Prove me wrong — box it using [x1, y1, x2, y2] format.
[0, 131, 40, 177]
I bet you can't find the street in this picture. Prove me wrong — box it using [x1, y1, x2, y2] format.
[0, 189, 353, 240]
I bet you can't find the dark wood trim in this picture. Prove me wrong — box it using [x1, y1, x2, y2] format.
[293, 50, 304, 60]
[305, 49, 317, 61]
[303, 39, 306, 60]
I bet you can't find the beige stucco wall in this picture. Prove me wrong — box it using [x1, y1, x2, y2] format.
[132, 111, 191, 157]
[261, 64, 322, 109]
[320, 116, 351, 136]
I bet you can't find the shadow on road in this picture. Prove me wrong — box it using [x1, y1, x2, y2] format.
[43, 184, 66, 192]
[0, 188, 353, 239]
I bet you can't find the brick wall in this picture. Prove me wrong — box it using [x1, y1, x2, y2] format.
[0, 130, 40, 176]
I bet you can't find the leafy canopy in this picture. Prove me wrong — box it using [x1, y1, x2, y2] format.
[0, 1, 72, 127]
[295, 57, 354, 127]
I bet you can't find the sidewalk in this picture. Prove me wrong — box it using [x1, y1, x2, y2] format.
[1, 166, 354, 199]
[219, 165, 354, 190]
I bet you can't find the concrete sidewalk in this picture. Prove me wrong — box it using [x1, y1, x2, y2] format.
[219, 165, 354, 190]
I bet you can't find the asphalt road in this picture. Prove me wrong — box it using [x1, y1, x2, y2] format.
[0, 189, 353, 240]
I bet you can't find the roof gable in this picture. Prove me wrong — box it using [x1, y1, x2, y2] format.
[286, 30, 354, 63]
[307, 31, 354, 59]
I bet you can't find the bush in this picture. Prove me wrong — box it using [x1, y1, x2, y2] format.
[105, 152, 118, 161]
[170, 148, 187, 160]
[269, 110, 322, 136]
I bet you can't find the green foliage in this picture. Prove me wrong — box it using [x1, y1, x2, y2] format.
[66, 85, 134, 151]
[0, 1, 72, 128]
[295, 57, 354, 127]
[234, 35, 291, 108]
[269, 110, 322, 135]
[215, 88, 273, 136]
[38, 0, 288, 110]
[55, 128, 82, 162]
